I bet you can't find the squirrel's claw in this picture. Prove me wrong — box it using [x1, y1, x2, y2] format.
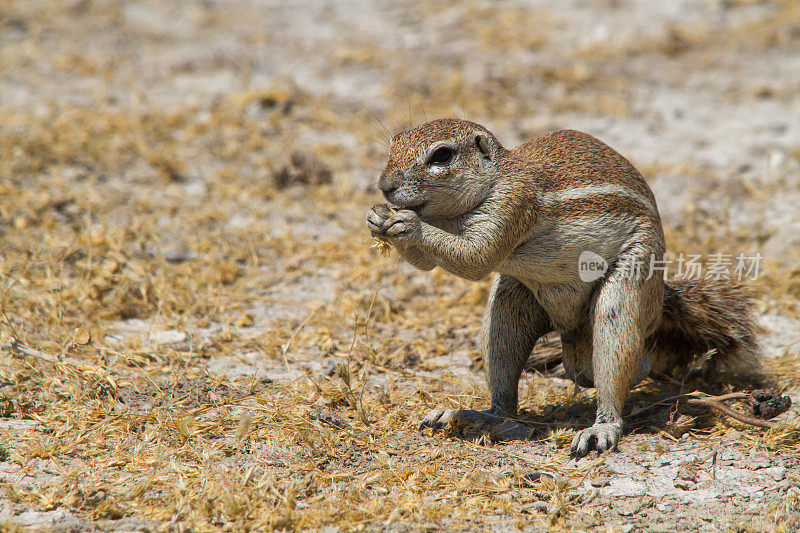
[419, 408, 452, 432]
[570, 422, 621, 459]
[366, 204, 391, 236]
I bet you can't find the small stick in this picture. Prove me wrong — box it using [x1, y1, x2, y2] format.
[704, 392, 749, 402]
[630, 381, 790, 431]
[9, 338, 60, 362]
[279, 305, 322, 381]
[8, 338, 96, 368]
[685, 397, 778, 430]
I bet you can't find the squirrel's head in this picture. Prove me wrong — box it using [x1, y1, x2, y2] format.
[378, 118, 504, 218]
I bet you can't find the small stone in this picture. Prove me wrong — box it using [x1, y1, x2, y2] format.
[73, 326, 91, 345]
[676, 463, 699, 483]
[616, 500, 640, 516]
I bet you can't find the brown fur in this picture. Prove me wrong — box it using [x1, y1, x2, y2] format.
[648, 279, 761, 376]
[513, 129, 657, 200]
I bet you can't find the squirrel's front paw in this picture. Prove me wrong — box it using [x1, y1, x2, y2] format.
[570, 422, 621, 459]
[366, 204, 393, 236]
[383, 209, 421, 241]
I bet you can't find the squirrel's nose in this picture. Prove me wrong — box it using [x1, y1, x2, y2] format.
[378, 173, 398, 194]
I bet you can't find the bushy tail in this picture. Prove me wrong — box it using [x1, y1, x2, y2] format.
[645, 278, 761, 378]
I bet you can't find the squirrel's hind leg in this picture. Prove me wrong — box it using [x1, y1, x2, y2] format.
[561, 328, 594, 388]
[562, 329, 651, 389]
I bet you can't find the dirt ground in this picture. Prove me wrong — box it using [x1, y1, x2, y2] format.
[1, 0, 800, 531]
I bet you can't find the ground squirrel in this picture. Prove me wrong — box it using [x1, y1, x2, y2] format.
[366, 118, 760, 458]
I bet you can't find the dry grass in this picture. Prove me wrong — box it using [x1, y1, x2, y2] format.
[2, 333, 797, 529]
[0, 88, 599, 529]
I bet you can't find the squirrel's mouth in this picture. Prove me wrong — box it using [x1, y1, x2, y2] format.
[389, 201, 425, 214]
[389, 200, 425, 213]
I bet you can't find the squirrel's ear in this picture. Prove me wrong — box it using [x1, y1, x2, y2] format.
[475, 133, 493, 160]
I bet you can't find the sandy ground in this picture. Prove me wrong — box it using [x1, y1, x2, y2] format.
[1, 0, 800, 531]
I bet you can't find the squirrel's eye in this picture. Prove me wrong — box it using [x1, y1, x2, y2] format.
[427, 146, 454, 166]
